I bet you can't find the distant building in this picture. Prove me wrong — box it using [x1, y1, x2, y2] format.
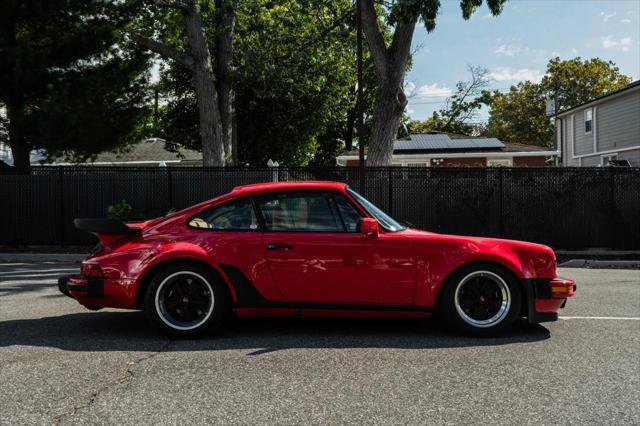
[556, 80, 640, 167]
[336, 132, 558, 167]
[0, 138, 202, 167]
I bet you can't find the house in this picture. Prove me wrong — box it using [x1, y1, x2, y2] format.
[43, 138, 203, 166]
[1, 138, 203, 167]
[556, 80, 640, 167]
[336, 132, 559, 167]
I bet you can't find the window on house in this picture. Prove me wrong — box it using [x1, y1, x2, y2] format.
[585, 108, 593, 134]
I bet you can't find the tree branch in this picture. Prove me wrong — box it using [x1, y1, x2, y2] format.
[128, 32, 194, 70]
[360, 0, 388, 78]
[389, 21, 416, 71]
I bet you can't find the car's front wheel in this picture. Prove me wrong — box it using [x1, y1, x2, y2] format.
[440, 263, 522, 336]
[144, 263, 229, 338]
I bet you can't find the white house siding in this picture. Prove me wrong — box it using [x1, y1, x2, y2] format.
[596, 92, 640, 152]
[560, 85, 640, 166]
[619, 148, 640, 165]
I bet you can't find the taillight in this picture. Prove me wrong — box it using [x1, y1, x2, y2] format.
[81, 263, 104, 277]
[550, 278, 576, 298]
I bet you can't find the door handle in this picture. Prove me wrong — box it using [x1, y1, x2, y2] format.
[266, 242, 293, 251]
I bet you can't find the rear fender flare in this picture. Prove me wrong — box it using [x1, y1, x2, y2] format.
[134, 244, 238, 306]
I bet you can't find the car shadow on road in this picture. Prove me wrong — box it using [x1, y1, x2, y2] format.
[0, 310, 550, 353]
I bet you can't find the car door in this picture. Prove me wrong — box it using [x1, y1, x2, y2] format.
[255, 191, 416, 304]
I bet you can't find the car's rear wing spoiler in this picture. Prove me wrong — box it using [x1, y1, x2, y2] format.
[74, 218, 140, 235]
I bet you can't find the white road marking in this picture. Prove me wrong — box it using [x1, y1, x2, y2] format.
[559, 316, 640, 321]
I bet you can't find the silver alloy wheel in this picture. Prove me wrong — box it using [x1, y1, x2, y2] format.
[454, 270, 511, 328]
[155, 271, 215, 331]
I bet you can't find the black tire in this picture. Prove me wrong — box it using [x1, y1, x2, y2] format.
[440, 263, 522, 337]
[143, 262, 229, 338]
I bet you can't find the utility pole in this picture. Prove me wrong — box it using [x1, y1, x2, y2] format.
[356, 0, 365, 191]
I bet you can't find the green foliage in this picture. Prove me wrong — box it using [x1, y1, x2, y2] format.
[0, 0, 151, 163]
[150, 0, 378, 166]
[389, 0, 507, 31]
[483, 57, 632, 147]
[107, 200, 134, 220]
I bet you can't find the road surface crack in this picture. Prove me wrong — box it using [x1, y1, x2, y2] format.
[50, 339, 173, 425]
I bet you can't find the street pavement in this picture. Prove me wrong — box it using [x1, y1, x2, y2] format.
[0, 263, 638, 425]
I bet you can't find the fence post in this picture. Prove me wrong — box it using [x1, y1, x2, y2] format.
[610, 168, 617, 249]
[388, 167, 394, 216]
[58, 167, 65, 245]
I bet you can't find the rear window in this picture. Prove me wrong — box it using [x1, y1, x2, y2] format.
[188, 198, 259, 230]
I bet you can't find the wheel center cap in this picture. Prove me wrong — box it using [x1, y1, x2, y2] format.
[480, 296, 486, 303]
[182, 297, 189, 303]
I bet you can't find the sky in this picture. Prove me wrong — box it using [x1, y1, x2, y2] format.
[404, 0, 640, 122]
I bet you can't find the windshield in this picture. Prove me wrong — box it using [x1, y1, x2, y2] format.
[347, 188, 406, 232]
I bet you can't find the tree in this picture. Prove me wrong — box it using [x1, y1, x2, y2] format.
[403, 65, 489, 136]
[129, 0, 236, 166]
[360, 0, 507, 165]
[483, 57, 632, 147]
[0, 0, 149, 169]
[153, 0, 369, 166]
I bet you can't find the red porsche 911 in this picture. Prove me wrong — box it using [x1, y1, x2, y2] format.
[59, 181, 575, 337]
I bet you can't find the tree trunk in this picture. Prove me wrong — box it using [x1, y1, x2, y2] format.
[215, 0, 236, 165]
[183, 2, 225, 166]
[344, 106, 356, 152]
[360, 0, 415, 166]
[366, 79, 407, 165]
[6, 100, 30, 169]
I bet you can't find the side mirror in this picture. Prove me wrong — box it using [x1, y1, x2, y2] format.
[358, 217, 379, 237]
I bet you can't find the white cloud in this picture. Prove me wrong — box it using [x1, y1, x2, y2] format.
[571, 48, 579, 56]
[494, 44, 521, 57]
[414, 83, 453, 98]
[599, 11, 617, 22]
[494, 43, 544, 57]
[602, 35, 633, 51]
[620, 18, 632, 24]
[489, 67, 544, 83]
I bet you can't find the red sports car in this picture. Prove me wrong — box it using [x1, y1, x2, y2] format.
[59, 181, 575, 337]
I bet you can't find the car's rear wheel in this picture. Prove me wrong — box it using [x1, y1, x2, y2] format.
[144, 263, 228, 338]
[440, 263, 522, 336]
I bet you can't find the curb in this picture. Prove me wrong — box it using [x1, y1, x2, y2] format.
[558, 259, 640, 269]
[0, 253, 86, 263]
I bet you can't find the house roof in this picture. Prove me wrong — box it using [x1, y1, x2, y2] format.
[395, 134, 504, 151]
[91, 138, 202, 164]
[556, 80, 640, 117]
[45, 138, 203, 165]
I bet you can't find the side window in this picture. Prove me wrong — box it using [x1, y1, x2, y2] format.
[188, 198, 259, 230]
[333, 194, 363, 232]
[257, 193, 343, 232]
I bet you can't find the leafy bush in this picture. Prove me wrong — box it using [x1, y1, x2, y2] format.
[107, 200, 133, 220]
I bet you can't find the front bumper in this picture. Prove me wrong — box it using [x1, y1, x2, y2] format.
[523, 277, 576, 323]
[58, 275, 104, 299]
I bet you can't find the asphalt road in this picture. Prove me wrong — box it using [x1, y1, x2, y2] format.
[0, 264, 638, 425]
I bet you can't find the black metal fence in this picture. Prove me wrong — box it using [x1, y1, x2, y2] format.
[1, 166, 639, 249]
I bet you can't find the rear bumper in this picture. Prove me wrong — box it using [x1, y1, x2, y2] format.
[58, 275, 104, 299]
[523, 277, 576, 323]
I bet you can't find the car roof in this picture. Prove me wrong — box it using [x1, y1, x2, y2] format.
[232, 181, 347, 195]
